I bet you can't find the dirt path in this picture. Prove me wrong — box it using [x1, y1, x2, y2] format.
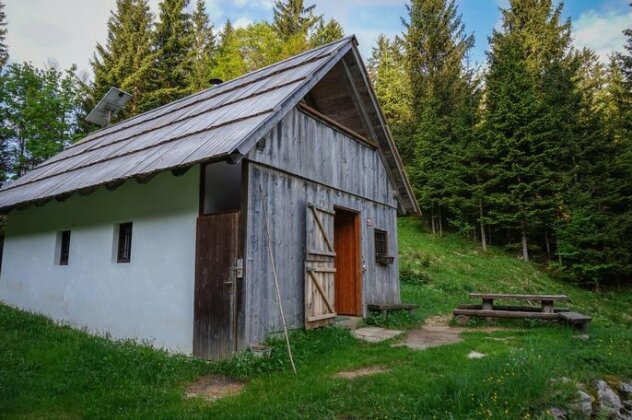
[395, 315, 506, 350]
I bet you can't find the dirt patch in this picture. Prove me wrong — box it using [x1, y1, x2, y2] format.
[395, 315, 510, 350]
[334, 366, 390, 379]
[185, 375, 245, 401]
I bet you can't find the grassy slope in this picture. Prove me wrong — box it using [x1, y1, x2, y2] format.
[1, 217, 631, 419]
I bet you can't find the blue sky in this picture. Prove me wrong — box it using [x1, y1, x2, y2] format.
[5, 0, 631, 75]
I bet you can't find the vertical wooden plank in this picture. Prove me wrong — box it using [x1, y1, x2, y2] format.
[193, 212, 240, 359]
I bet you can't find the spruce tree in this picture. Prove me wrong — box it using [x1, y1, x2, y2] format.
[147, 0, 195, 107]
[0, 0, 7, 69]
[214, 22, 281, 81]
[368, 35, 411, 133]
[403, 0, 474, 234]
[90, 0, 155, 120]
[310, 19, 344, 47]
[188, 0, 216, 92]
[273, 0, 341, 58]
[272, 0, 320, 40]
[483, 33, 555, 261]
[556, 54, 632, 287]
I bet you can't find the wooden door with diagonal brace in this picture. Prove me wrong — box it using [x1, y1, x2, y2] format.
[304, 203, 337, 329]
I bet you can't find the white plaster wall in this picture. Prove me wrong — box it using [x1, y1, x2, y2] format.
[0, 167, 199, 354]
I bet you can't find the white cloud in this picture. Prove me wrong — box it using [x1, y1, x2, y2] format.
[233, 16, 254, 28]
[573, 9, 631, 62]
[5, 0, 117, 73]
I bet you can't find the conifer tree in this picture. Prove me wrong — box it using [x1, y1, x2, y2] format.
[147, 0, 195, 107]
[556, 54, 632, 287]
[90, 0, 155, 119]
[188, 0, 216, 92]
[310, 19, 344, 47]
[272, 0, 341, 57]
[368, 35, 411, 132]
[214, 22, 281, 81]
[0, 0, 8, 69]
[404, 0, 474, 234]
[272, 0, 320, 40]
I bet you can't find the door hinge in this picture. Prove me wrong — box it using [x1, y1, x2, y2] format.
[232, 258, 244, 279]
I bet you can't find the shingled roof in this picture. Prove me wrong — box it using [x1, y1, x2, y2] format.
[0, 36, 418, 214]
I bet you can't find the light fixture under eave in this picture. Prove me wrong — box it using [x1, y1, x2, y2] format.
[85, 87, 132, 128]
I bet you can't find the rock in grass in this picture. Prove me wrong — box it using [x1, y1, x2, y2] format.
[621, 382, 632, 398]
[467, 351, 485, 359]
[572, 334, 590, 341]
[597, 380, 626, 418]
[570, 390, 593, 419]
[548, 407, 567, 420]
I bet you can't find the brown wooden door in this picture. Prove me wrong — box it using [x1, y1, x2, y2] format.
[304, 203, 337, 329]
[193, 212, 239, 359]
[334, 209, 362, 315]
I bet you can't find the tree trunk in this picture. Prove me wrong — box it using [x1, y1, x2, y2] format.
[544, 229, 551, 258]
[479, 197, 487, 251]
[430, 207, 436, 235]
[521, 222, 529, 262]
[438, 206, 443, 237]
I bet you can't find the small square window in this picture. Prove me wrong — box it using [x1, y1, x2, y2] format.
[58, 230, 71, 265]
[375, 229, 388, 256]
[117, 222, 133, 263]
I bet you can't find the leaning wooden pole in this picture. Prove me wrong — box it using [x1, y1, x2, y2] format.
[259, 186, 297, 374]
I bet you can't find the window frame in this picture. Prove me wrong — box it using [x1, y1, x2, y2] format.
[374, 229, 388, 257]
[116, 222, 133, 263]
[58, 230, 71, 266]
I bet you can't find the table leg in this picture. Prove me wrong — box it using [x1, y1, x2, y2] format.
[482, 298, 493, 322]
[542, 300, 554, 313]
[482, 298, 493, 311]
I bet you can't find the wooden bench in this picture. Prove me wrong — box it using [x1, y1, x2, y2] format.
[367, 303, 418, 315]
[558, 311, 592, 332]
[453, 293, 591, 330]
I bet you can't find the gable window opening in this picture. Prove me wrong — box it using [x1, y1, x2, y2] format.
[57, 230, 71, 265]
[117, 222, 133, 263]
[374, 229, 393, 265]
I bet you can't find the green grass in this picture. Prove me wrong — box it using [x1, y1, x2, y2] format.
[1, 216, 631, 419]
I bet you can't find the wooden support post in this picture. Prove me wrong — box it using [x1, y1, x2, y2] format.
[541, 300, 554, 313]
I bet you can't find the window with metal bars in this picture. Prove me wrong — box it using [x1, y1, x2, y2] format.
[117, 222, 133, 263]
[374, 229, 388, 256]
[58, 230, 71, 265]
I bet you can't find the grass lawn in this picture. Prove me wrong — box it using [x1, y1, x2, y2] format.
[1, 217, 631, 419]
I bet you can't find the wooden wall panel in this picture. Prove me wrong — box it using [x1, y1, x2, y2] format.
[244, 164, 399, 346]
[248, 108, 397, 208]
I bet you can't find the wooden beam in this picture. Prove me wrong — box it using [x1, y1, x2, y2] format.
[469, 293, 568, 301]
[452, 309, 561, 320]
[340, 59, 379, 143]
[307, 270, 335, 314]
[297, 102, 376, 149]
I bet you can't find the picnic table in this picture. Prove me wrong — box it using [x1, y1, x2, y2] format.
[453, 292, 591, 331]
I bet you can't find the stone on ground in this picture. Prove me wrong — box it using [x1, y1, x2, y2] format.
[548, 407, 567, 420]
[570, 390, 594, 419]
[597, 380, 629, 418]
[353, 327, 402, 343]
[467, 351, 485, 359]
